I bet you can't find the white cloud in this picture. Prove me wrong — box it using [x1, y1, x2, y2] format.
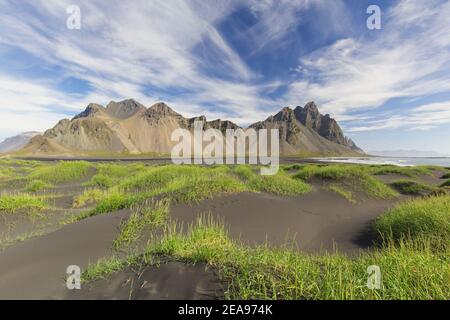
[0, 0, 267, 127]
[285, 0, 450, 119]
[348, 101, 450, 132]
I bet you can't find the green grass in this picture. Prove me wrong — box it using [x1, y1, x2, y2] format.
[29, 161, 92, 184]
[0, 159, 41, 167]
[24, 180, 53, 192]
[87, 174, 114, 188]
[0, 167, 14, 180]
[119, 165, 207, 191]
[83, 165, 247, 217]
[294, 165, 398, 199]
[113, 199, 169, 250]
[374, 195, 450, 245]
[88, 189, 135, 216]
[82, 256, 129, 282]
[167, 175, 247, 202]
[73, 188, 104, 208]
[327, 184, 356, 203]
[441, 180, 450, 187]
[441, 173, 450, 179]
[149, 218, 449, 299]
[0, 194, 47, 215]
[370, 165, 433, 177]
[87, 163, 145, 188]
[234, 165, 311, 196]
[390, 180, 434, 195]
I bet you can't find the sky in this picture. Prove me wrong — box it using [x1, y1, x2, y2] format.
[0, 0, 449, 154]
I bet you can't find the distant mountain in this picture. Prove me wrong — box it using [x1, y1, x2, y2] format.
[368, 150, 449, 158]
[17, 99, 362, 156]
[250, 102, 363, 155]
[0, 131, 41, 152]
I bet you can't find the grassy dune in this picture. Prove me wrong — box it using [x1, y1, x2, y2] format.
[293, 164, 398, 199]
[29, 161, 92, 184]
[234, 165, 311, 196]
[0, 193, 47, 216]
[390, 180, 435, 195]
[369, 165, 433, 177]
[327, 184, 356, 203]
[374, 195, 450, 245]
[87, 163, 146, 188]
[24, 180, 53, 192]
[77, 164, 310, 219]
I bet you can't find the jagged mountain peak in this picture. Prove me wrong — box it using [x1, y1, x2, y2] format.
[250, 102, 363, 154]
[272, 106, 295, 122]
[303, 101, 320, 114]
[146, 102, 181, 118]
[73, 103, 105, 120]
[208, 119, 239, 128]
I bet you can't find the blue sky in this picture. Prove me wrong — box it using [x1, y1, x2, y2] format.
[0, 0, 449, 154]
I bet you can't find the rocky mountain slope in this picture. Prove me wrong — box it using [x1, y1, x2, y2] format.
[250, 102, 363, 155]
[18, 99, 362, 156]
[0, 131, 41, 153]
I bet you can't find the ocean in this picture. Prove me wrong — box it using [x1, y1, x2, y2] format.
[312, 157, 450, 167]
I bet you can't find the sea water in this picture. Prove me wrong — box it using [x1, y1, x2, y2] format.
[312, 157, 450, 167]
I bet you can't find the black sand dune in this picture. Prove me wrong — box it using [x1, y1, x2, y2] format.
[376, 172, 444, 187]
[0, 189, 398, 299]
[171, 191, 397, 253]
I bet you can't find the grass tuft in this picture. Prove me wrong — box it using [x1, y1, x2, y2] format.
[24, 180, 53, 192]
[73, 188, 104, 208]
[234, 165, 311, 196]
[370, 165, 432, 177]
[294, 165, 397, 199]
[0, 193, 47, 215]
[374, 195, 450, 245]
[390, 180, 434, 195]
[29, 161, 92, 184]
[113, 199, 170, 250]
[87, 163, 145, 188]
[327, 184, 356, 203]
[0, 167, 14, 181]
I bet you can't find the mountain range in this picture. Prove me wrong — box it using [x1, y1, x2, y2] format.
[4, 99, 363, 156]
